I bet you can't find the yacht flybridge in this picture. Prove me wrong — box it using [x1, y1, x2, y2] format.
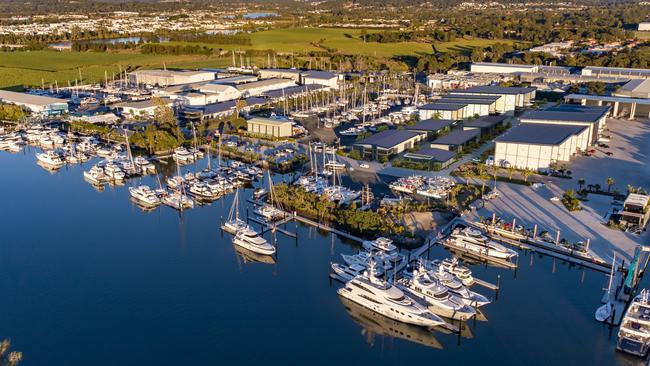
[36, 150, 64, 167]
[430, 257, 475, 287]
[232, 227, 276, 256]
[445, 227, 518, 261]
[337, 262, 447, 328]
[129, 185, 162, 207]
[398, 262, 476, 321]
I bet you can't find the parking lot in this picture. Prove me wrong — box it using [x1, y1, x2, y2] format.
[557, 118, 650, 192]
[466, 181, 645, 263]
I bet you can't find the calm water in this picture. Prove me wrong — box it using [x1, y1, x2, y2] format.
[0, 147, 644, 366]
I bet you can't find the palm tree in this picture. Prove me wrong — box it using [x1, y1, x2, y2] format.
[522, 168, 534, 183]
[507, 165, 516, 181]
[577, 178, 585, 191]
[606, 177, 615, 193]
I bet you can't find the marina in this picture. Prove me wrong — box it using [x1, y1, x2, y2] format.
[0, 135, 648, 366]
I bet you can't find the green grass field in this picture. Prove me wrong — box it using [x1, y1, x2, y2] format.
[0, 51, 237, 89]
[0, 28, 520, 89]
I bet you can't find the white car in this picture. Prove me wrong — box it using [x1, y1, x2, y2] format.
[550, 196, 560, 202]
[359, 163, 370, 169]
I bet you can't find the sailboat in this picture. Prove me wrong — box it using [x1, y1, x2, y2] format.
[221, 189, 251, 234]
[595, 254, 617, 322]
[255, 170, 284, 221]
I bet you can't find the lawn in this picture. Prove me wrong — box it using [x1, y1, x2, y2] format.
[0, 51, 234, 89]
[166, 27, 434, 57]
[434, 38, 521, 54]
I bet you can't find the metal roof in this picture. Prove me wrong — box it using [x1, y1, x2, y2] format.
[440, 94, 501, 102]
[404, 147, 456, 162]
[430, 129, 480, 146]
[495, 123, 587, 145]
[355, 130, 423, 148]
[420, 102, 467, 111]
[247, 116, 292, 126]
[263, 84, 326, 99]
[624, 193, 650, 207]
[455, 85, 536, 95]
[437, 97, 496, 105]
[406, 119, 454, 132]
[521, 109, 607, 123]
[0, 90, 68, 106]
[235, 78, 296, 91]
[565, 93, 650, 105]
[463, 115, 507, 128]
[302, 70, 338, 80]
[584, 66, 650, 77]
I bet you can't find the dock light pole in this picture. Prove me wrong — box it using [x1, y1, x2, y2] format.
[511, 218, 516, 233]
[555, 230, 561, 245]
[585, 238, 590, 253]
[533, 224, 538, 239]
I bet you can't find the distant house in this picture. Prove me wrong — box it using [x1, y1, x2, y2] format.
[353, 130, 426, 161]
[429, 129, 480, 153]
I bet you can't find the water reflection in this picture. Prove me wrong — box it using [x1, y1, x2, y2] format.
[233, 245, 277, 265]
[340, 296, 444, 350]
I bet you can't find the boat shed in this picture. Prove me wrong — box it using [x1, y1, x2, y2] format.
[0, 90, 69, 116]
[462, 115, 508, 136]
[519, 104, 610, 143]
[450, 86, 536, 114]
[419, 102, 466, 121]
[494, 123, 590, 171]
[402, 147, 457, 170]
[406, 119, 454, 138]
[353, 130, 426, 161]
[247, 116, 294, 138]
[429, 129, 481, 153]
[434, 96, 498, 117]
[235, 78, 297, 97]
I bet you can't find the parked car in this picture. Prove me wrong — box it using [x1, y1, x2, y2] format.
[359, 163, 370, 169]
[550, 196, 560, 202]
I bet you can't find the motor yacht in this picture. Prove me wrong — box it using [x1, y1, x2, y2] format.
[331, 260, 386, 282]
[188, 181, 221, 201]
[232, 227, 276, 255]
[398, 263, 476, 321]
[362, 237, 403, 263]
[447, 227, 518, 261]
[172, 147, 195, 163]
[129, 185, 162, 206]
[162, 191, 195, 210]
[427, 266, 490, 307]
[255, 204, 284, 221]
[337, 263, 447, 328]
[617, 289, 650, 357]
[83, 165, 108, 184]
[166, 175, 185, 190]
[430, 257, 475, 287]
[103, 162, 126, 181]
[133, 156, 156, 174]
[36, 150, 64, 167]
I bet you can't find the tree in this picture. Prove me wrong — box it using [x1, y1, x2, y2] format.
[577, 178, 585, 191]
[522, 168, 534, 183]
[152, 97, 179, 138]
[562, 189, 582, 212]
[606, 177, 615, 193]
[507, 165, 516, 180]
[235, 98, 247, 116]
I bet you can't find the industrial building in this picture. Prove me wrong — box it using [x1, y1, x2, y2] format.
[353, 130, 426, 161]
[406, 119, 454, 138]
[494, 123, 590, 171]
[419, 102, 466, 120]
[560, 78, 650, 120]
[235, 78, 297, 97]
[114, 98, 174, 118]
[639, 22, 650, 31]
[246, 116, 294, 138]
[519, 104, 610, 143]
[425, 72, 505, 90]
[581, 66, 650, 79]
[434, 95, 498, 117]
[462, 115, 508, 136]
[179, 97, 268, 122]
[258, 69, 302, 82]
[198, 84, 242, 102]
[301, 70, 340, 88]
[0, 90, 68, 115]
[402, 147, 457, 170]
[470, 62, 539, 74]
[128, 70, 215, 86]
[449, 85, 536, 114]
[429, 129, 480, 153]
